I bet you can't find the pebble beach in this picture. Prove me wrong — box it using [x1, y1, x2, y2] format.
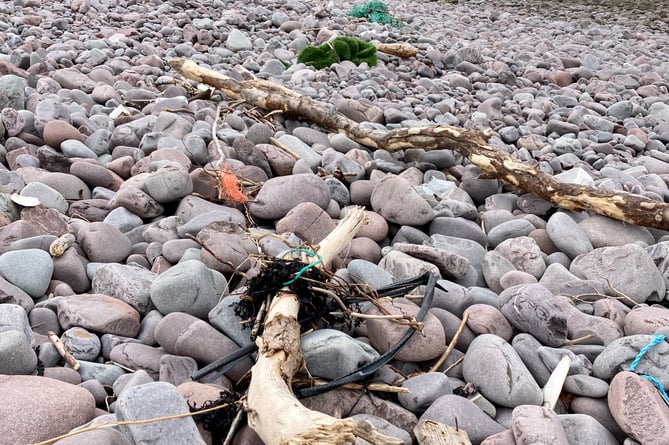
[1, 0, 669, 444]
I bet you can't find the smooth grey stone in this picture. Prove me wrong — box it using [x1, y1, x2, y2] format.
[92, 263, 157, 315]
[112, 370, 155, 397]
[559, 413, 620, 445]
[546, 119, 579, 136]
[553, 136, 582, 155]
[563, 375, 609, 398]
[248, 173, 330, 220]
[579, 215, 655, 248]
[141, 216, 180, 244]
[0, 276, 34, 314]
[538, 346, 592, 375]
[77, 360, 126, 386]
[0, 249, 53, 298]
[176, 210, 246, 238]
[513, 333, 553, 387]
[143, 165, 193, 203]
[276, 134, 321, 170]
[302, 329, 380, 381]
[378, 250, 440, 281]
[29, 306, 59, 336]
[226, 29, 252, 52]
[420, 394, 505, 443]
[428, 234, 487, 279]
[483, 250, 516, 294]
[37, 341, 61, 368]
[0, 329, 37, 374]
[570, 244, 666, 304]
[392, 226, 430, 245]
[463, 334, 543, 408]
[539, 262, 606, 297]
[434, 198, 478, 220]
[0, 75, 26, 110]
[584, 115, 614, 133]
[61, 327, 102, 361]
[161, 239, 199, 264]
[429, 217, 487, 246]
[371, 175, 434, 226]
[465, 286, 500, 308]
[324, 177, 351, 208]
[103, 207, 144, 233]
[100, 334, 143, 360]
[431, 279, 468, 317]
[0, 304, 33, 344]
[499, 284, 568, 347]
[546, 251, 571, 268]
[159, 354, 198, 387]
[137, 310, 163, 347]
[546, 212, 594, 259]
[150, 260, 227, 319]
[208, 294, 253, 347]
[486, 218, 535, 248]
[116, 382, 205, 445]
[347, 259, 393, 289]
[61, 139, 98, 159]
[20, 182, 69, 213]
[592, 334, 669, 387]
[398, 372, 452, 413]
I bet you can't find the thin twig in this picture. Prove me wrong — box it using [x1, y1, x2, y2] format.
[429, 311, 469, 373]
[562, 334, 594, 346]
[28, 402, 239, 445]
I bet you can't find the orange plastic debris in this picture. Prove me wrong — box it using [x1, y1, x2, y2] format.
[218, 165, 248, 204]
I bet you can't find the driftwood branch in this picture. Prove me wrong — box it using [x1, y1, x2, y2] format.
[244, 206, 402, 445]
[168, 58, 669, 231]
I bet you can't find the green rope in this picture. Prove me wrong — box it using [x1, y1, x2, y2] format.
[281, 249, 323, 285]
[348, 1, 401, 27]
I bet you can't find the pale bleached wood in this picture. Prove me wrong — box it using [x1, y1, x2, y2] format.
[168, 58, 669, 231]
[244, 207, 402, 445]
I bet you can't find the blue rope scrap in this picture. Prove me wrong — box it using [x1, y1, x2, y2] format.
[629, 334, 669, 405]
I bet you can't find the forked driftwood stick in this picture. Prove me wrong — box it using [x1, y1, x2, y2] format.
[47, 330, 80, 370]
[168, 58, 669, 231]
[245, 206, 402, 445]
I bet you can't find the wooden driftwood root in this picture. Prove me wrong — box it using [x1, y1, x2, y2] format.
[244, 206, 402, 445]
[168, 58, 669, 231]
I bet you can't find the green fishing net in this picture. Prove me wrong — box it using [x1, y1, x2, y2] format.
[297, 36, 377, 69]
[348, 1, 401, 27]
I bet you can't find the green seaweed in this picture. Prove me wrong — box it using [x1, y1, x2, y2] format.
[297, 36, 377, 69]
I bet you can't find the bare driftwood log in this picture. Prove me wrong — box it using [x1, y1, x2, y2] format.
[168, 58, 669, 231]
[244, 206, 402, 445]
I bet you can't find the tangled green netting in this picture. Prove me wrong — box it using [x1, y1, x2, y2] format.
[297, 36, 377, 69]
[348, 1, 401, 27]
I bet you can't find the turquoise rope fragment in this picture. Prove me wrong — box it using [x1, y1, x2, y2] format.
[629, 334, 669, 405]
[641, 374, 669, 405]
[629, 334, 665, 372]
[281, 248, 323, 285]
